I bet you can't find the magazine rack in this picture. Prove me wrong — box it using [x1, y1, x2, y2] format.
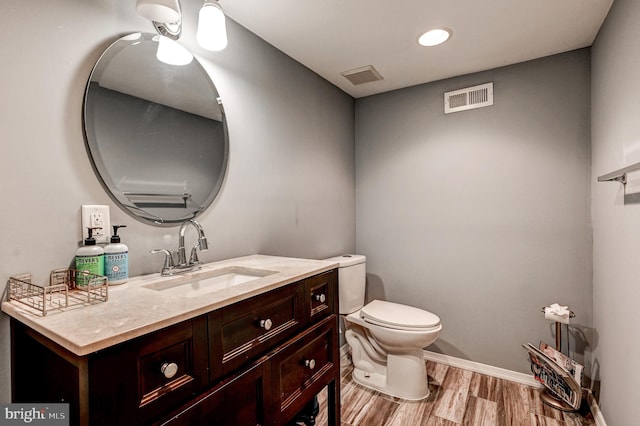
[524, 342, 582, 411]
[523, 310, 583, 411]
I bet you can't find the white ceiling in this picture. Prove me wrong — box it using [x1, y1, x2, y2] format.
[222, 0, 614, 98]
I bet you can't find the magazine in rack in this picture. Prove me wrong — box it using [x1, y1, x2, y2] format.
[523, 342, 583, 410]
[538, 342, 583, 384]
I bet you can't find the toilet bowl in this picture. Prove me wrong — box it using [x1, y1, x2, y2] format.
[345, 300, 441, 400]
[324, 255, 442, 400]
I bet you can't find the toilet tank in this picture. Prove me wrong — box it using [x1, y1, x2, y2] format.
[324, 254, 366, 315]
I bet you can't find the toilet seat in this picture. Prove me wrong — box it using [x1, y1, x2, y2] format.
[360, 300, 441, 331]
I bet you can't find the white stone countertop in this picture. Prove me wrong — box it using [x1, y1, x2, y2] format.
[1, 255, 338, 356]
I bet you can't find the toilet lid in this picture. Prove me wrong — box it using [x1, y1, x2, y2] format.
[360, 300, 441, 330]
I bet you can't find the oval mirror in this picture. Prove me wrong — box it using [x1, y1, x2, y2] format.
[83, 33, 228, 225]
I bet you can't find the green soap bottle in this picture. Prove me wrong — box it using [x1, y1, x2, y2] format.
[76, 227, 105, 286]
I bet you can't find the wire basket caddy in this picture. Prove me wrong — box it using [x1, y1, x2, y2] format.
[7, 269, 108, 316]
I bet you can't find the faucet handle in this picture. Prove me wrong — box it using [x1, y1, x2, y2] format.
[150, 249, 175, 275]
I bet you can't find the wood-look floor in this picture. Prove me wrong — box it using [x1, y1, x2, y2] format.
[314, 358, 596, 426]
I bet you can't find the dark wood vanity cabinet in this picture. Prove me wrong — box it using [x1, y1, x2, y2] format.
[11, 313, 210, 426]
[10, 268, 340, 426]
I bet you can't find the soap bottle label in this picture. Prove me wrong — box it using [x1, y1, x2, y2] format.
[105, 252, 128, 282]
[76, 255, 104, 286]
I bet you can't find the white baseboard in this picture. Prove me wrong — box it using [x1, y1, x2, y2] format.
[422, 350, 543, 388]
[340, 345, 606, 425]
[586, 392, 608, 426]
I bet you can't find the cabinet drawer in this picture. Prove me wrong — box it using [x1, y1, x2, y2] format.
[136, 317, 209, 423]
[210, 282, 304, 377]
[270, 315, 338, 424]
[306, 270, 337, 322]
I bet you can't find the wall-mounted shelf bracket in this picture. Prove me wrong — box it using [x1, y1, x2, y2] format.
[597, 161, 640, 185]
[598, 173, 627, 185]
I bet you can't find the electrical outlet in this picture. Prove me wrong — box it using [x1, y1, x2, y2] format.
[81, 205, 111, 244]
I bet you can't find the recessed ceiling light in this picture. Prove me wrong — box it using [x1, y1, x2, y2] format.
[418, 28, 452, 47]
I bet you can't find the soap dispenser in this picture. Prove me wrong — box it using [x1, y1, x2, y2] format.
[104, 225, 128, 285]
[76, 227, 105, 286]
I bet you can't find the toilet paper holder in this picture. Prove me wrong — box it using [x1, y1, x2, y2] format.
[537, 307, 580, 412]
[540, 306, 575, 351]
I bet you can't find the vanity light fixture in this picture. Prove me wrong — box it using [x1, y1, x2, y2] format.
[196, 0, 228, 51]
[135, 0, 228, 51]
[418, 28, 452, 47]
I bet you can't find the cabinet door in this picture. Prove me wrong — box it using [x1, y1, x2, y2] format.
[269, 315, 339, 425]
[89, 316, 209, 426]
[154, 360, 270, 426]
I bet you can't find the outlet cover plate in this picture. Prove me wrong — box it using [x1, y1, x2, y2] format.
[81, 205, 111, 244]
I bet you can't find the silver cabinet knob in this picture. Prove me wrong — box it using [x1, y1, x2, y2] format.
[314, 293, 326, 303]
[259, 319, 273, 331]
[161, 362, 179, 379]
[304, 359, 316, 370]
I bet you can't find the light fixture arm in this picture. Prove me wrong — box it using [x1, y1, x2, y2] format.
[153, 19, 182, 40]
[136, 0, 183, 40]
[154, 0, 182, 40]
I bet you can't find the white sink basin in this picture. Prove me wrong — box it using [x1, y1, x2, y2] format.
[142, 266, 278, 298]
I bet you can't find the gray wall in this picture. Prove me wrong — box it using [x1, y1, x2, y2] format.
[0, 0, 355, 402]
[355, 50, 592, 374]
[591, 0, 640, 423]
[4, 1, 635, 421]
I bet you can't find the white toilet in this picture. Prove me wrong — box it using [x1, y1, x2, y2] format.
[325, 254, 442, 400]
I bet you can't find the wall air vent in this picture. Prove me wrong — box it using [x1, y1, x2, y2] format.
[444, 82, 494, 114]
[341, 65, 384, 86]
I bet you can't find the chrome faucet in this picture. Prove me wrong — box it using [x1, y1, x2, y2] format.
[177, 219, 209, 266]
[150, 219, 209, 276]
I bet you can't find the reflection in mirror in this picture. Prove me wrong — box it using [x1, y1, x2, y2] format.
[83, 33, 228, 225]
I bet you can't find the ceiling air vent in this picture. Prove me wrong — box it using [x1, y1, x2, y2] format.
[341, 65, 384, 86]
[444, 82, 494, 114]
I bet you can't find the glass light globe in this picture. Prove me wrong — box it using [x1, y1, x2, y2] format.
[197, 2, 228, 51]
